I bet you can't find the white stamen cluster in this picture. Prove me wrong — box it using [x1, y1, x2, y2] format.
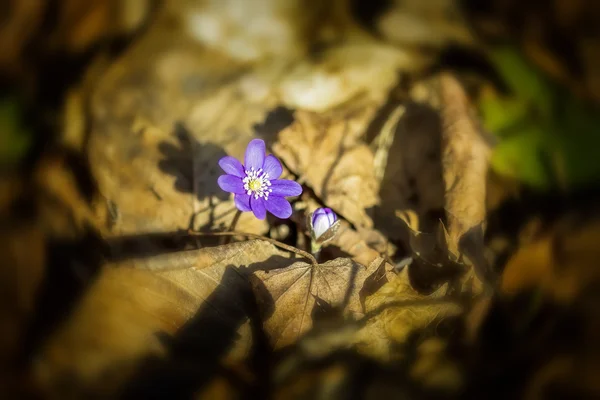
[243, 167, 272, 200]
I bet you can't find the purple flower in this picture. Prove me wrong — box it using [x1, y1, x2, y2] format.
[310, 207, 338, 242]
[217, 139, 302, 220]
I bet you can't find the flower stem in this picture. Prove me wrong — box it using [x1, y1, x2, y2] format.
[221, 209, 242, 245]
[189, 229, 318, 266]
[310, 241, 321, 262]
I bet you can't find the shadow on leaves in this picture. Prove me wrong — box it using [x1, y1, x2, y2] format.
[158, 122, 229, 202]
[253, 106, 295, 145]
[370, 101, 445, 240]
[118, 255, 295, 398]
[19, 227, 107, 366]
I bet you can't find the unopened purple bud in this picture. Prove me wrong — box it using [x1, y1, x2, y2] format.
[310, 207, 338, 242]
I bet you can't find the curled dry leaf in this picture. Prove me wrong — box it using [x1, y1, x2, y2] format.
[250, 256, 384, 349]
[372, 99, 445, 241]
[274, 108, 379, 228]
[438, 73, 492, 282]
[395, 210, 450, 268]
[33, 240, 293, 398]
[395, 209, 477, 295]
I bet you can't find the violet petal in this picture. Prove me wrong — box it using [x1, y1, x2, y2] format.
[244, 139, 266, 171]
[312, 214, 331, 239]
[234, 193, 251, 212]
[262, 154, 283, 179]
[217, 175, 245, 194]
[218, 156, 245, 177]
[250, 196, 267, 219]
[264, 196, 292, 219]
[311, 208, 326, 226]
[270, 179, 302, 197]
[327, 209, 337, 224]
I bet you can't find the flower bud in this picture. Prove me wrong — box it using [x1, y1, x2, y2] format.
[309, 207, 339, 244]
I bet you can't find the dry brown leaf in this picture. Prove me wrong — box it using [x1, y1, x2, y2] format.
[465, 0, 600, 103]
[274, 362, 349, 400]
[353, 268, 462, 360]
[331, 221, 393, 271]
[409, 338, 463, 392]
[0, 154, 108, 397]
[180, 0, 320, 63]
[0, 221, 45, 391]
[372, 100, 445, 240]
[88, 5, 434, 237]
[501, 216, 600, 303]
[88, 25, 274, 237]
[34, 155, 107, 236]
[376, 0, 474, 49]
[277, 41, 423, 112]
[250, 256, 384, 349]
[33, 240, 292, 397]
[383, 74, 490, 284]
[438, 73, 491, 281]
[469, 216, 600, 399]
[395, 210, 453, 269]
[395, 208, 482, 297]
[274, 108, 379, 228]
[0, 0, 150, 79]
[179, 0, 428, 107]
[0, 0, 44, 76]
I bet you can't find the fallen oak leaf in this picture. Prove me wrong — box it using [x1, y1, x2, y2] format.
[250, 256, 384, 350]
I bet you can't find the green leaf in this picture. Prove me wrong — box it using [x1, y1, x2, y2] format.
[487, 46, 554, 119]
[490, 123, 554, 189]
[481, 46, 600, 190]
[0, 97, 32, 166]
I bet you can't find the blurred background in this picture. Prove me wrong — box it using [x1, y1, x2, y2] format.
[2, 0, 600, 398]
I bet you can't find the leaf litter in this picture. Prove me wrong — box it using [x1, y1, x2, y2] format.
[5, 0, 600, 398]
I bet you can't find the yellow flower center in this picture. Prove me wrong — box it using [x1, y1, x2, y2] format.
[248, 179, 261, 192]
[242, 167, 273, 199]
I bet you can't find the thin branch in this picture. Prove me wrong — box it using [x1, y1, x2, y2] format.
[188, 229, 318, 266]
[220, 209, 242, 245]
